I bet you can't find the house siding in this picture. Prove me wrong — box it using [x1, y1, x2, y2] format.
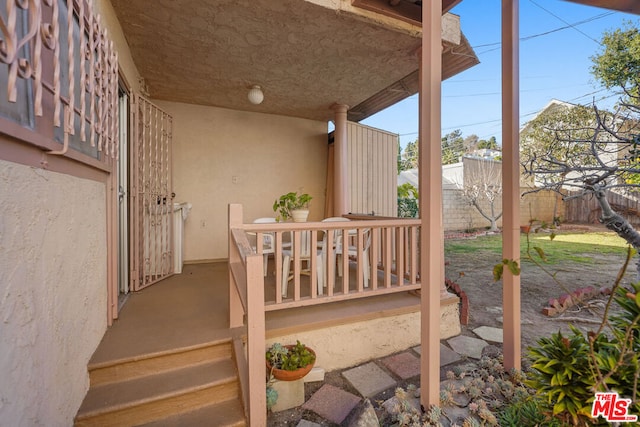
[347, 121, 398, 217]
[0, 158, 107, 426]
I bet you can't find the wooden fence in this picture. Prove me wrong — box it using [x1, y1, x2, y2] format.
[564, 190, 640, 226]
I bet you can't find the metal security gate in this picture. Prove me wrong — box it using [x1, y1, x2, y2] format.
[130, 94, 174, 290]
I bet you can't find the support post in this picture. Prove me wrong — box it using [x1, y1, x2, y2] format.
[228, 203, 244, 328]
[501, 0, 521, 370]
[332, 103, 350, 216]
[419, 0, 443, 409]
[246, 253, 266, 425]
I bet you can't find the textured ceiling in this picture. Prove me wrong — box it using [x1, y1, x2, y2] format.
[110, 0, 478, 122]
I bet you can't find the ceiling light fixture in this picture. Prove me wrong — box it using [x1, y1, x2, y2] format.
[248, 85, 264, 105]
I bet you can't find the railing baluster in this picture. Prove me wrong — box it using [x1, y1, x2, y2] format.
[370, 227, 379, 290]
[384, 227, 392, 287]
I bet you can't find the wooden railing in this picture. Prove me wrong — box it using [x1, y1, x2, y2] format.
[227, 203, 422, 424]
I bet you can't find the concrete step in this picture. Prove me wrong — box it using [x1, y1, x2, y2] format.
[75, 358, 240, 427]
[88, 338, 233, 386]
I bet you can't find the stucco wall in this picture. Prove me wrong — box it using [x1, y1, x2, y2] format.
[154, 100, 328, 262]
[0, 159, 107, 426]
[267, 300, 460, 371]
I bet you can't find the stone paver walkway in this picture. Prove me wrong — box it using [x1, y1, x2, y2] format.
[282, 327, 503, 426]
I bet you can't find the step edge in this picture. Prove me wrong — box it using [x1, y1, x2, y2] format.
[90, 353, 232, 386]
[76, 375, 239, 420]
[88, 338, 233, 370]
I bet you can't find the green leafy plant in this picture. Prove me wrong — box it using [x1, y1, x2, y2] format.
[588, 280, 640, 418]
[272, 192, 312, 222]
[398, 182, 419, 199]
[524, 247, 640, 425]
[266, 340, 315, 371]
[498, 396, 562, 427]
[526, 327, 595, 425]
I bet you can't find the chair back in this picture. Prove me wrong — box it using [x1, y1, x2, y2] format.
[321, 217, 351, 250]
[251, 217, 276, 251]
[253, 217, 276, 224]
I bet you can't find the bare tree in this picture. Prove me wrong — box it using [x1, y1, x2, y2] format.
[461, 158, 503, 232]
[522, 99, 640, 277]
[522, 22, 640, 278]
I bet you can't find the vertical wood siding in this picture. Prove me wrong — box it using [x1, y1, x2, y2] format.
[347, 121, 398, 217]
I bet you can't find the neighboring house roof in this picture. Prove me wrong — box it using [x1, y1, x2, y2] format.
[399, 156, 505, 192]
[108, 0, 478, 123]
[520, 98, 624, 189]
[519, 98, 577, 134]
[398, 163, 463, 190]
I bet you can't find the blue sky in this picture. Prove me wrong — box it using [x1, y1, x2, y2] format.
[361, 0, 639, 148]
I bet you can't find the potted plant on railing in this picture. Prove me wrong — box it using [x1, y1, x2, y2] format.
[273, 192, 312, 222]
[265, 341, 316, 381]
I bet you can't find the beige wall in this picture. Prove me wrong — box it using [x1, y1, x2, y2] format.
[154, 101, 329, 261]
[0, 159, 107, 426]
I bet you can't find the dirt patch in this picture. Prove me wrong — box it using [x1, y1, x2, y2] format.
[445, 224, 636, 351]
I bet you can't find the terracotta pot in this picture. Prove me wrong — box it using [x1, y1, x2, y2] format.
[266, 346, 316, 381]
[520, 225, 531, 233]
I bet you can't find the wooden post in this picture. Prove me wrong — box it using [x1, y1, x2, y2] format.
[228, 203, 244, 328]
[419, 0, 443, 409]
[501, 0, 521, 370]
[246, 253, 266, 425]
[332, 103, 350, 216]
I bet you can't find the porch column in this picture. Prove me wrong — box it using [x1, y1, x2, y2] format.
[501, 0, 521, 370]
[419, 0, 443, 408]
[332, 103, 350, 216]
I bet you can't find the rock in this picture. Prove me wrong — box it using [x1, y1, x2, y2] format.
[348, 398, 379, 427]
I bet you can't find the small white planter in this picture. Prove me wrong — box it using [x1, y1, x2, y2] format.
[291, 209, 309, 223]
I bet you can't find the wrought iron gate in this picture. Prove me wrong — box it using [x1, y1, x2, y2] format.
[130, 94, 173, 290]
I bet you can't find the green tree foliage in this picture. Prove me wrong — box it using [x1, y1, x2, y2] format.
[521, 101, 597, 191]
[397, 182, 419, 217]
[399, 140, 418, 172]
[397, 182, 418, 199]
[442, 129, 465, 165]
[591, 21, 640, 100]
[478, 136, 498, 150]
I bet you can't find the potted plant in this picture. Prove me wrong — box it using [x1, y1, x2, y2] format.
[273, 192, 312, 222]
[265, 341, 316, 381]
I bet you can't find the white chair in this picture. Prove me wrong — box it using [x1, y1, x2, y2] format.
[281, 230, 324, 297]
[249, 217, 276, 276]
[321, 217, 371, 288]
